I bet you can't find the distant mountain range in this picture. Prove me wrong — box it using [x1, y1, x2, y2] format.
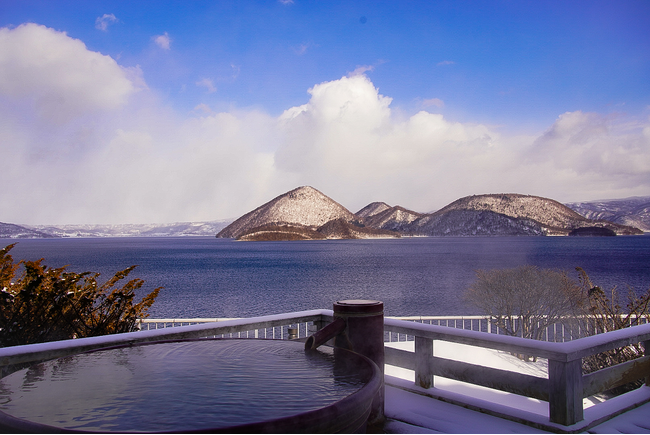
[0, 222, 53, 239]
[565, 196, 650, 232]
[216, 187, 644, 241]
[0, 221, 230, 239]
[2, 190, 647, 240]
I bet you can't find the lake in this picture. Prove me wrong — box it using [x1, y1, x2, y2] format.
[2, 236, 649, 318]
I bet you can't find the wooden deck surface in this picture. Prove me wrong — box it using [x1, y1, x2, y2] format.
[382, 385, 650, 434]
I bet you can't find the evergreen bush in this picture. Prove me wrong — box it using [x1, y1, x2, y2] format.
[0, 244, 161, 347]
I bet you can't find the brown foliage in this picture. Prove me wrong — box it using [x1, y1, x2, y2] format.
[576, 267, 650, 390]
[0, 244, 161, 347]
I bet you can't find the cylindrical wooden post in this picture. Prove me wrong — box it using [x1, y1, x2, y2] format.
[333, 300, 384, 424]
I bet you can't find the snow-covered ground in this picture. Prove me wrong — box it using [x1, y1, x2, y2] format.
[383, 340, 650, 433]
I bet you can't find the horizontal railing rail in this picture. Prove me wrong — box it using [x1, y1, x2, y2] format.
[0, 310, 330, 378]
[386, 315, 649, 342]
[140, 314, 649, 344]
[383, 317, 650, 427]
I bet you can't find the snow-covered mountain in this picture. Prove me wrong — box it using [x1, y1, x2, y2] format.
[219, 189, 643, 240]
[355, 202, 392, 218]
[405, 194, 641, 236]
[25, 221, 231, 238]
[404, 209, 546, 236]
[217, 186, 356, 238]
[4, 189, 646, 240]
[566, 196, 650, 232]
[360, 206, 423, 232]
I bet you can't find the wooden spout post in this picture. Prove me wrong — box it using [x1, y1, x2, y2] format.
[333, 300, 385, 425]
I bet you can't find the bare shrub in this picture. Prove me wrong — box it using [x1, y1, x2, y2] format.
[465, 265, 583, 360]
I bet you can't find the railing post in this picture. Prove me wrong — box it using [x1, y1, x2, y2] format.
[643, 340, 650, 387]
[314, 316, 327, 332]
[548, 358, 583, 426]
[415, 336, 434, 389]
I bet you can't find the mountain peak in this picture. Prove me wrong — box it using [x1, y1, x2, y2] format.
[428, 193, 640, 235]
[436, 193, 587, 229]
[216, 186, 355, 238]
[286, 185, 320, 197]
[355, 202, 392, 218]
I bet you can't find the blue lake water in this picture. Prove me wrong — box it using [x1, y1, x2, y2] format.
[2, 236, 649, 318]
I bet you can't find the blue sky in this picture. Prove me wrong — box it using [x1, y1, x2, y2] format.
[0, 1, 649, 224]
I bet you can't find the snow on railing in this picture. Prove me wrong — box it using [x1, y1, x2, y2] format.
[384, 315, 649, 343]
[2, 311, 649, 430]
[383, 317, 650, 429]
[0, 310, 327, 378]
[139, 315, 649, 345]
[137, 317, 317, 340]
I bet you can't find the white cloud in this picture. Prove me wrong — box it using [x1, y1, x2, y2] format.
[153, 32, 171, 50]
[0, 24, 280, 224]
[437, 60, 455, 66]
[276, 74, 650, 211]
[525, 111, 650, 199]
[276, 74, 508, 210]
[1, 24, 648, 225]
[95, 14, 118, 31]
[196, 78, 217, 93]
[0, 23, 137, 124]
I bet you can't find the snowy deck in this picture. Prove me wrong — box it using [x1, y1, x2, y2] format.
[2, 311, 649, 433]
[382, 340, 650, 433]
[383, 385, 650, 434]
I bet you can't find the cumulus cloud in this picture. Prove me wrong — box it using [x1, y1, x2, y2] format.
[1, 23, 648, 225]
[95, 13, 118, 31]
[275, 74, 650, 211]
[0, 24, 137, 124]
[276, 74, 512, 210]
[525, 111, 650, 198]
[0, 24, 281, 224]
[153, 32, 171, 50]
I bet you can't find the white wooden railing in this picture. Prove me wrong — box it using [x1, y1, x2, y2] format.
[140, 315, 649, 343]
[1, 311, 649, 432]
[382, 318, 650, 428]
